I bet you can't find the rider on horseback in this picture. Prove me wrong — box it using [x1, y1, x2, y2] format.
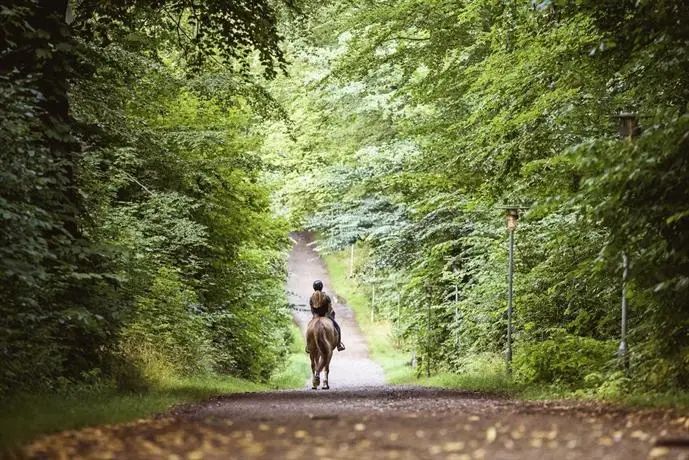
[309, 280, 345, 352]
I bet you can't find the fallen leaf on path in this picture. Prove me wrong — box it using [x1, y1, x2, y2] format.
[243, 443, 265, 456]
[473, 447, 487, 459]
[631, 430, 649, 441]
[429, 445, 443, 455]
[141, 440, 164, 455]
[357, 439, 372, 449]
[599, 436, 614, 446]
[446, 455, 471, 460]
[443, 441, 465, 452]
[187, 450, 204, 460]
[511, 430, 523, 439]
[648, 447, 669, 458]
[486, 427, 497, 443]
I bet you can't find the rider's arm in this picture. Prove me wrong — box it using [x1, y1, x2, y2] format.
[326, 295, 334, 316]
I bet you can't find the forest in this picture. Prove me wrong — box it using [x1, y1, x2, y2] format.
[1, 0, 294, 398]
[269, 0, 689, 395]
[2, 0, 689, 411]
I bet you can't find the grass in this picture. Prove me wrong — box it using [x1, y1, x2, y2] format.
[322, 249, 415, 384]
[0, 321, 309, 452]
[0, 375, 265, 451]
[613, 391, 689, 410]
[268, 322, 310, 389]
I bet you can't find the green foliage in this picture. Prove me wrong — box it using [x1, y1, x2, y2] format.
[267, 0, 689, 393]
[1, 1, 293, 397]
[119, 267, 213, 383]
[268, 323, 311, 389]
[513, 333, 617, 387]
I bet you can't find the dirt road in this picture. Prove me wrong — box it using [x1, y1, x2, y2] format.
[21, 235, 689, 459]
[286, 232, 385, 388]
[21, 386, 689, 459]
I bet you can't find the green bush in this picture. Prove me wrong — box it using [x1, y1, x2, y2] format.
[118, 267, 214, 386]
[514, 332, 617, 387]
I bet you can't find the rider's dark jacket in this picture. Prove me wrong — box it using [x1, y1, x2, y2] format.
[310, 291, 333, 317]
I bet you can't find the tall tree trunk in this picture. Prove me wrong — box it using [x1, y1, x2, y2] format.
[36, 0, 82, 239]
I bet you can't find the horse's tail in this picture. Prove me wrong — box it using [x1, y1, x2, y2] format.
[313, 319, 334, 374]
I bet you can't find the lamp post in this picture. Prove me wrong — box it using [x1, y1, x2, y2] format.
[426, 286, 432, 378]
[616, 112, 639, 372]
[371, 266, 376, 323]
[454, 269, 460, 351]
[619, 253, 630, 371]
[505, 207, 519, 375]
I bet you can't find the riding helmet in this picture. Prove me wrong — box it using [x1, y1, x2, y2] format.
[313, 280, 323, 291]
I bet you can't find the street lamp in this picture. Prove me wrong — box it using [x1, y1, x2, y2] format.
[617, 112, 640, 141]
[616, 112, 639, 372]
[505, 207, 520, 375]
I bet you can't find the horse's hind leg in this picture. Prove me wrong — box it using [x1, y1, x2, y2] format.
[310, 353, 319, 390]
[322, 350, 333, 390]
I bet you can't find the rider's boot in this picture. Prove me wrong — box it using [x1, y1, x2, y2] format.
[337, 342, 345, 351]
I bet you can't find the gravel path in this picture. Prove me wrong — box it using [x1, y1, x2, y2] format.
[286, 232, 385, 389]
[23, 388, 689, 459]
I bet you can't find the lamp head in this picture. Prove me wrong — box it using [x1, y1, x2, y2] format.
[506, 208, 519, 232]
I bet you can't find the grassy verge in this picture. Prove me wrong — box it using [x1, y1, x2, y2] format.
[323, 249, 510, 390]
[322, 249, 415, 383]
[1, 321, 308, 451]
[322, 247, 689, 409]
[268, 322, 310, 389]
[0, 376, 263, 451]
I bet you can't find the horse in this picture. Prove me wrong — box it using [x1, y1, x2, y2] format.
[306, 316, 338, 390]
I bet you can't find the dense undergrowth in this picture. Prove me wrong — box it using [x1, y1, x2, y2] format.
[323, 247, 689, 409]
[1, 1, 299, 399]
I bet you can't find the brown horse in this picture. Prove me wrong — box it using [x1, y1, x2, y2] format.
[306, 316, 338, 389]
